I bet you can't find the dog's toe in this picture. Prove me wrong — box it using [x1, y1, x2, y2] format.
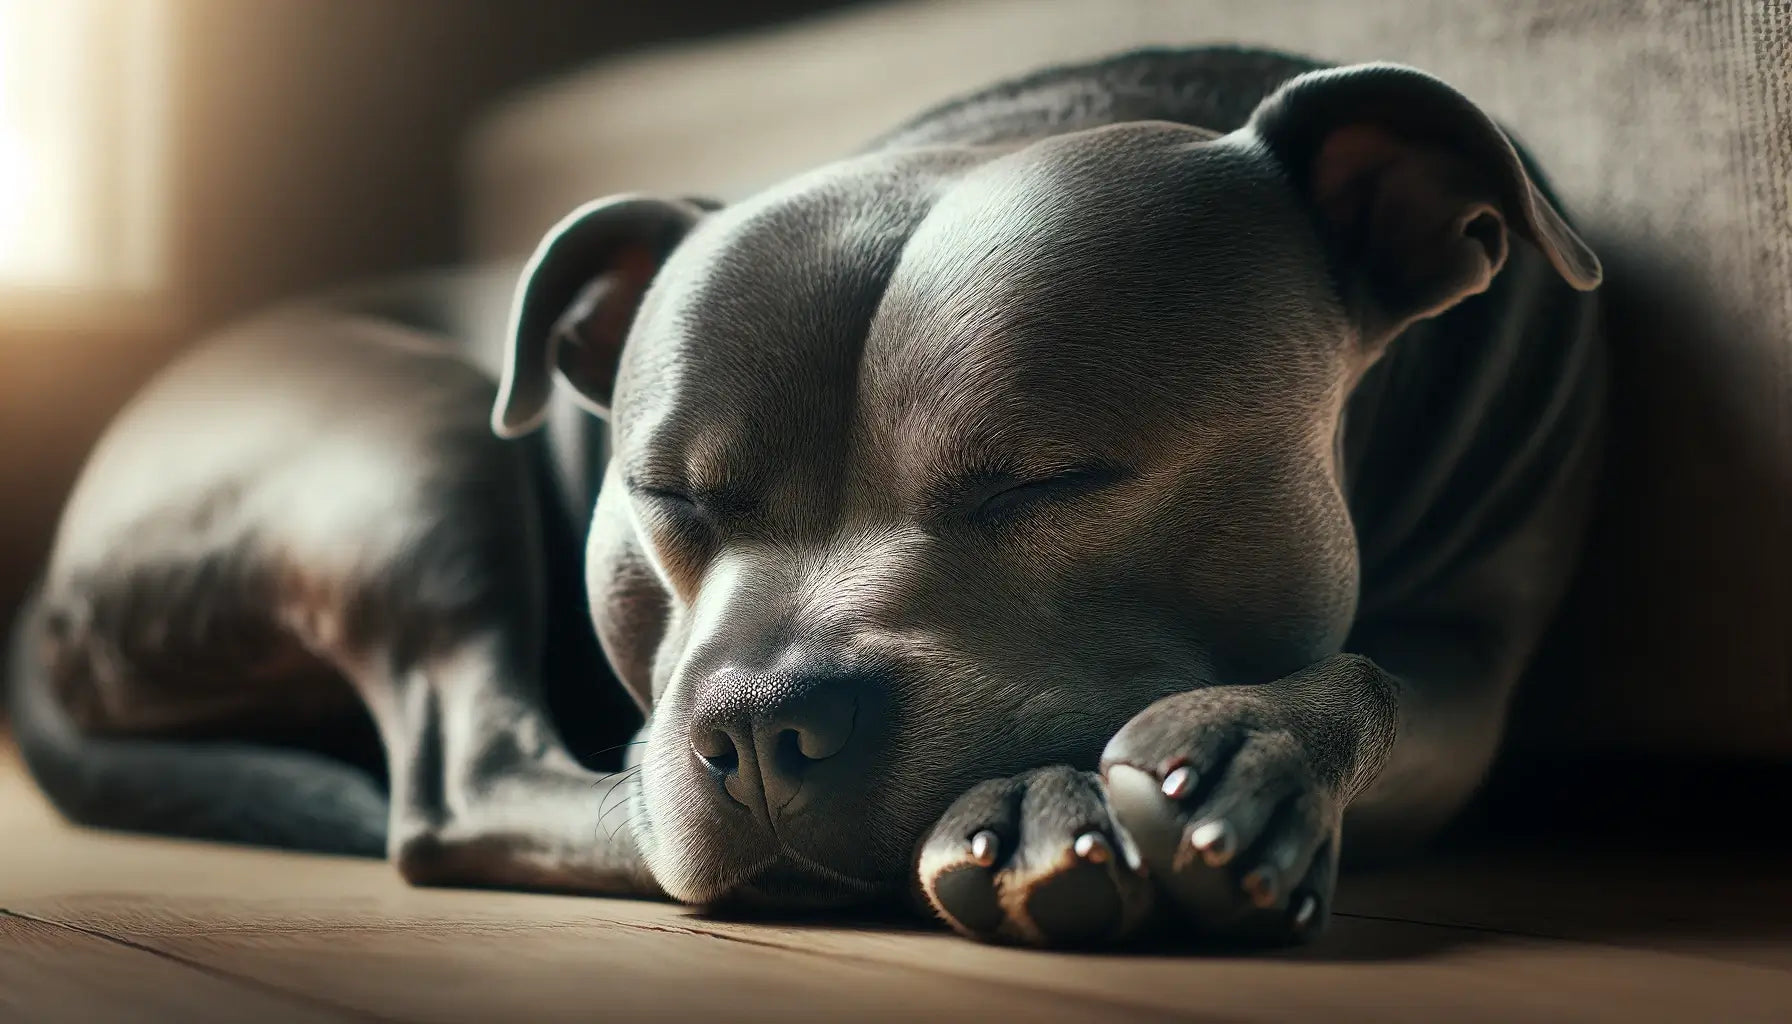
[1104, 754, 1339, 945]
[918, 766, 1153, 947]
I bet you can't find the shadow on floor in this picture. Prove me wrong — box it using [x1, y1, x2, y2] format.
[689, 754, 1792, 964]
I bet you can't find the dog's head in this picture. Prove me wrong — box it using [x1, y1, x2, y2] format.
[492, 64, 1598, 908]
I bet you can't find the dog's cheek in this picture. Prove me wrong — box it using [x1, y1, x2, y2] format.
[587, 492, 673, 712]
[1172, 468, 1360, 681]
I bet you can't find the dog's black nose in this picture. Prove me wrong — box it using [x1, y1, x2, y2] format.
[689, 672, 874, 817]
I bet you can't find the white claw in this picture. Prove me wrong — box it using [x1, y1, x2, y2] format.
[1188, 819, 1236, 867]
[1072, 831, 1113, 865]
[969, 830, 999, 867]
[1160, 765, 1196, 800]
[1292, 892, 1320, 933]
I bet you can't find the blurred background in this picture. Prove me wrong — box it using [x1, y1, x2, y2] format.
[0, 0, 840, 637]
[1, 0, 1788, 798]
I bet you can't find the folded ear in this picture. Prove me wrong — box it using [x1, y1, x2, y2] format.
[492, 194, 710, 438]
[1244, 63, 1601, 347]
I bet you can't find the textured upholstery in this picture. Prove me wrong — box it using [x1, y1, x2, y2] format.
[465, 0, 1792, 757]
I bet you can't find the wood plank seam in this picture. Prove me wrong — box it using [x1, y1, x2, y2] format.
[0, 909, 403, 1024]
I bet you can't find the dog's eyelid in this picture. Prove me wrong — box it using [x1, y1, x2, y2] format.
[953, 461, 1130, 524]
[627, 477, 763, 525]
[1003, 461, 1128, 489]
[625, 476, 698, 503]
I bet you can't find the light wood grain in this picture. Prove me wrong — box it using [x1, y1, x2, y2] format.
[0, 910, 351, 1024]
[3, 739, 1789, 1023]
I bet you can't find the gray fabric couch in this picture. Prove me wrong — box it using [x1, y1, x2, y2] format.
[462, 0, 1792, 760]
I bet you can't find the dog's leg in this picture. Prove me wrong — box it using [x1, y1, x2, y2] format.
[1091, 652, 1402, 943]
[281, 367, 661, 897]
[347, 625, 658, 894]
[21, 313, 659, 896]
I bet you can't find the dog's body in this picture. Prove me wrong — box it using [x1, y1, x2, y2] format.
[9, 49, 1602, 946]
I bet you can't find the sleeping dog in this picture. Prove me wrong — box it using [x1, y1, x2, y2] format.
[8, 48, 1602, 947]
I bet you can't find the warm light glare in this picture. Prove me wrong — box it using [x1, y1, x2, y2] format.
[0, 0, 168, 292]
[0, 118, 36, 264]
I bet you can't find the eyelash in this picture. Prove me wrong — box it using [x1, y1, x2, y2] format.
[639, 487, 698, 509]
[637, 487, 711, 533]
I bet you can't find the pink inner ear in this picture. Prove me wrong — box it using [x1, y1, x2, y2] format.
[1305, 122, 1516, 343]
[588, 242, 659, 348]
[551, 241, 663, 416]
[1311, 124, 1405, 228]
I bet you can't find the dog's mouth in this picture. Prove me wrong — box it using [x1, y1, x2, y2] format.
[702, 855, 900, 914]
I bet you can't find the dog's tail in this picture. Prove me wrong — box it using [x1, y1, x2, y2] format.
[5, 587, 389, 857]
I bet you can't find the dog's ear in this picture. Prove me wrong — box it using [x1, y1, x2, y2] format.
[492, 194, 712, 437]
[1244, 64, 1601, 347]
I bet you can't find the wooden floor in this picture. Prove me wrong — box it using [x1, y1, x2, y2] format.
[3, 738, 1789, 1024]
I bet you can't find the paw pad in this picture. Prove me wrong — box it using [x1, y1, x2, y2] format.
[932, 865, 1005, 935]
[1023, 863, 1122, 945]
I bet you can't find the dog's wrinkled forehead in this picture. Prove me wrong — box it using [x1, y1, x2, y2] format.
[609, 150, 954, 488]
[612, 125, 1344, 488]
[859, 125, 1345, 459]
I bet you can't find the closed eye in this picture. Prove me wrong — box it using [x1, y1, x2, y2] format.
[638, 486, 700, 511]
[630, 480, 758, 530]
[973, 464, 1127, 524]
[630, 484, 709, 532]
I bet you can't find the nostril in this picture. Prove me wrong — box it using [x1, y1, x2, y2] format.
[791, 715, 851, 761]
[782, 688, 857, 763]
[692, 728, 738, 773]
[688, 670, 878, 817]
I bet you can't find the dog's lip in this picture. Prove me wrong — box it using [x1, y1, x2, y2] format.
[712, 855, 896, 911]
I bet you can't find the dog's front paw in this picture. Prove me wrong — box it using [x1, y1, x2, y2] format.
[1097, 657, 1394, 946]
[917, 766, 1156, 947]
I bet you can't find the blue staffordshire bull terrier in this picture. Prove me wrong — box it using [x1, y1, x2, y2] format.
[9, 48, 1602, 947]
